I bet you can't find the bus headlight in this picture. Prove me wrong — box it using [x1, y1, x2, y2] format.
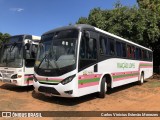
[18, 75, 22, 78]
[61, 75, 75, 85]
[33, 75, 38, 82]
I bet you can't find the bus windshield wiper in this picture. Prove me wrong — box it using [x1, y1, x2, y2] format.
[37, 52, 61, 74]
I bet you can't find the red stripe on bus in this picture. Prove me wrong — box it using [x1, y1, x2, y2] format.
[78, 81, 99, 88]
[111, 71, 138, 76]
[140, 66, 152, 68]
[78, 74, 102, 80]
[24, 75, 33, 78]
[113, 75, 138, 81]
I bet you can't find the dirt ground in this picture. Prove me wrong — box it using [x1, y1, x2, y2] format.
[0, 77, 160, 120]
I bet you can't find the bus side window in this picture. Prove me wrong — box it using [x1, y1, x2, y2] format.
[132, 46, 135, 59]
[139, 49, 142, 60]
[142, 50, 144, 60]
[80, 34, 97, 60]
[116, 41, 121, 57]
[99, 36, 107, 55]
[127, 45, 131, 58]
[122, 43, 126, 57]
[87, 38, 97, 59]
[80, 37, 86, 59]
[135, 47, 139, 60]
[108, 38, 115, 56]
[79, 32, 97, 70]
[143, 50, 147, 60]
[146, 51, 149, 61]
[149, 52, 152, 61]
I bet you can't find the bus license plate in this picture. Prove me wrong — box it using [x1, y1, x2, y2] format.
[45, 93, 52, 97]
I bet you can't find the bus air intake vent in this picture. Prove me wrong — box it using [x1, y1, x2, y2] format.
[38, 86, 60, 95]
[39, 82, 59, 85]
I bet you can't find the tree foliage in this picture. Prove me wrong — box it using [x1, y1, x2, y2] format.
[77, 2, 160, 48]
[77, 1, 160, 66]
[0, 32, 10, 45]
[137, 0, 160, 12]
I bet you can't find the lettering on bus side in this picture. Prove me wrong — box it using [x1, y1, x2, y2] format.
[117, 63, 135, 69]
[83, 71, 94, 75]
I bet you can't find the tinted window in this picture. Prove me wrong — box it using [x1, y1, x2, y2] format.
[99, 36, 107, 55]
[127, 45, 132, 58]
[139, 49, 142, 60]
[80, 37, 97, 60]
[135, 47, 139, 60]
[54, 29, 78, 39]
[79, 31, 97, 70]
[122, 43, 126, 57]
[116, 41, 121, 57]
[132, 46, 135, 59]
[149, 52, 152, 61]
[7, 36, 23, 43]
[143, 50, 147, 60]
[25, 35, 32, 40]
[108, 38, 115, 55]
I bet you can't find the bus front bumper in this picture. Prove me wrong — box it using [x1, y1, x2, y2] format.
[0, 77, 28, 86]
[33, 81, 76, 98]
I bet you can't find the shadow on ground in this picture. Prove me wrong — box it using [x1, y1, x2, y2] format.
[32, 81, 146, 106]
[0, 83, 34, 92]
[107, 81, 148, 94]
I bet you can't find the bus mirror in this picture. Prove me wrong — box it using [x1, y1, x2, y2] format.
[23, 43, 31, 59]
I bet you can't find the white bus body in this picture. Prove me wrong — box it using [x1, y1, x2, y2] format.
[0, 35, 40, 86]
[33, 24, 153, 98]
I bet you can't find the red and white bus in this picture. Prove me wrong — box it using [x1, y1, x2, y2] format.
[33, 24, 153, 98]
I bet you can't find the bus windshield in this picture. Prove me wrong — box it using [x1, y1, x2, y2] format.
[35, 29, 78, 76]
[0, 36, 23, 68]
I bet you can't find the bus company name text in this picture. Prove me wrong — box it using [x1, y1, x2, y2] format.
[117, 62, 135, 69]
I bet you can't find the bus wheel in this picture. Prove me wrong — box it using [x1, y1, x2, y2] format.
[138, 72, 144, 85]
[98, 77, 107, 98]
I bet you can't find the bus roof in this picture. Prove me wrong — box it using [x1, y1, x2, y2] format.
[42, 24, 152, 52]
[8, 34, 41, 41]
[42, 24, 95, 35]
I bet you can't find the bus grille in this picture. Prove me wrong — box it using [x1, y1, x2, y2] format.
[39, 82, 59, 85]
[38, 86, 60, 95]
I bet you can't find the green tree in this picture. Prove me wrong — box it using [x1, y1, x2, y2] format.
[76, 0, 160, 67]
[0, 32, 10, 45]
[137, 0, 160, 12]
[77, 1, 160, 47]
[137, 0, 160, 67]
[76, 17, 88, 24]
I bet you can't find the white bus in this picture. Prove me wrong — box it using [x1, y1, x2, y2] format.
[33, 24, 153, 98]
[0, 35, 40, 86]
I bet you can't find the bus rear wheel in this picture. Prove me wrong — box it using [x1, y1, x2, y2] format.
[138, 72, 144, 85]
[98, 77, 107, 98]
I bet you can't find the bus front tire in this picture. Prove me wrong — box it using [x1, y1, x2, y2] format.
[98, 78, 107, 98]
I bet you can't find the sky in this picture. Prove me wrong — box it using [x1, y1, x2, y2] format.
[0, 0, 137, 36]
